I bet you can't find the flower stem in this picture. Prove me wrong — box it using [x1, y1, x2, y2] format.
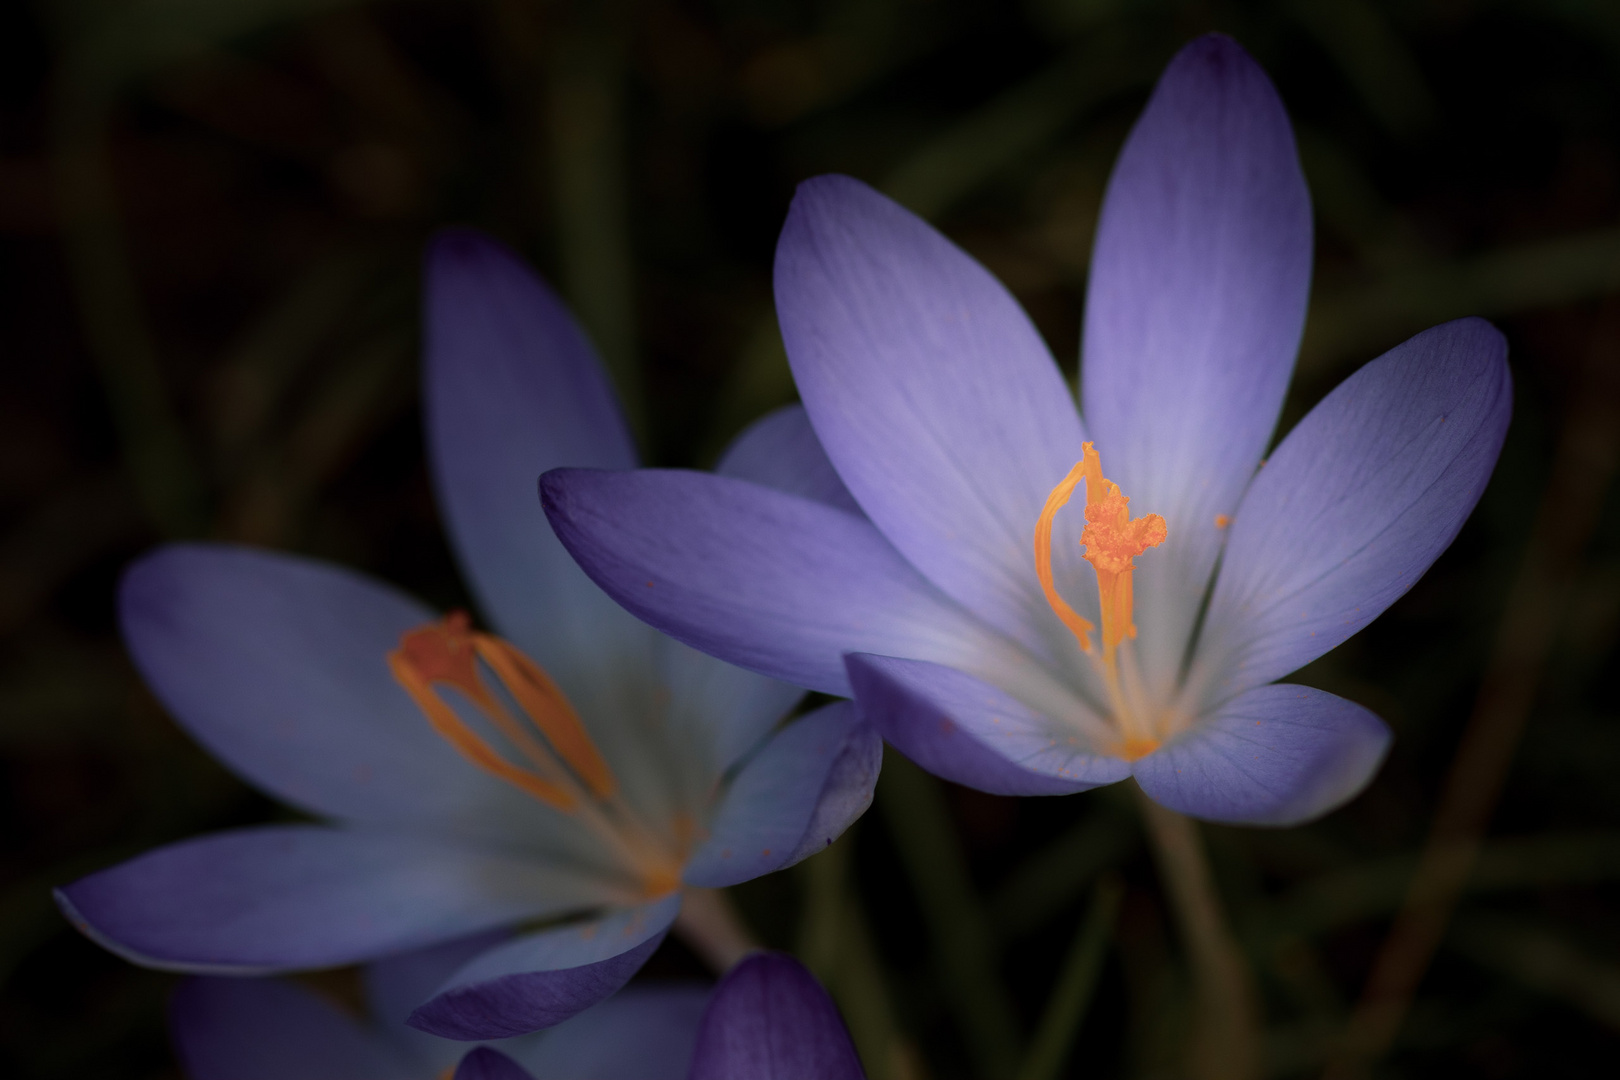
[1136, 788, 1260, 1080]
[674, 886, 757, 972]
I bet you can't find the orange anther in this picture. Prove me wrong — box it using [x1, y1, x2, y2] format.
[1077, 443, 1166, 656]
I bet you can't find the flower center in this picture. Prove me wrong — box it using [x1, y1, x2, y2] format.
[389, 611, 683, 897]
[1034, 442, 1167, 759]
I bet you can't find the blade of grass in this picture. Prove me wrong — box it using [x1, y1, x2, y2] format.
[878, 751, 1021, 1079]
[1017, 873, 1124, 1080]
[798, 828, 924, 1080]
[990, 801, 1136, 940]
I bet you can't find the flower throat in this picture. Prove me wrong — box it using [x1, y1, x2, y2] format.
[1034, 442, 1167, 759]
[388, 611, 682, 897]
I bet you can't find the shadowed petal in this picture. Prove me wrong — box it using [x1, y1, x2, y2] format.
[689, 952, 864, 1080]
[716, 404, 861, 515]
[424, 229, 653, 707]
[777, 175, 1087, 659]
[1132, 684, 1391, 825]
[684, 702, 880, 888]
[409, 896, 682, 1040]
[1082, 34, 1314, 697]
[457, 1047, 537, 1080]
[366, 931, 512, 1068]
[512, 984, 710, 1080]
[541, 467, 1028, 697]
[57, 826, 608, 973]
[846, 654, 1130, 796]
[1199, 317, 1512, 701]
[170, 977, 416, 1080]
[120, 544, 544, 842]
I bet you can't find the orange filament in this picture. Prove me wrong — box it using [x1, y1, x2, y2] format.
[389, 611, 615, 806]
[389, 612, 686, 895]
[1036, 443, 1167, 755]
[1033, 461, 1097, 653]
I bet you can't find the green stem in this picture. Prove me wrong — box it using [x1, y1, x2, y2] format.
[1137, 788, 1261, 1080]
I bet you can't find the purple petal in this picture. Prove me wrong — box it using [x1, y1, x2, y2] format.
[716, 404, 862, 515]
[776, 175, 1087, 658]
[409, 895, 681, 1040]
[689, 952, 864, 1080]
[424, 229, 653, 701]
[57, 826, 607, 973]
[1132, 684, 1391, 825]
[169, 977, 416, 1080]
[846, 654, 1130, 796]
[120, 544, 535, 838]
[1081, 34, 1313, 694]
[541, 467, 1022, 697]
[456, 1047, 537, 1080]
[365, 930, 511, 1029]
[684, 702, 880, 888]
[515, 984, 710, 1080]
[1198, 317, 1512, 700]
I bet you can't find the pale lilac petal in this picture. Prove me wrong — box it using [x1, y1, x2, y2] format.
[409, 896, 682, 1040]
[56, 826, 609, 973]
[1081, 34, 1314, 695]
[716, 404, 861, 515]
[689, 952, 864, 1080]
[456, 1047, 536, 1080]
[777, 175, 1087, 660]
[511, 984, 710, 1080]
[684, 702, 880, 888]
[169, 977, 416, 1080]
[541, 467, 1029, 697]
[1132, 685, 1390, 825]
[120, 544, 541, 842]
[1198, 318, 1512, 700]
[424, 229, 654, 706]
[845, 654, 1130, 796]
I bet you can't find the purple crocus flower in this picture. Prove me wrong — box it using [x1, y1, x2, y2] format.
[688, 952, 864, 1080]
[56, 231, 880, 1039]
[539, 35, 1512, 825]
[171, 932, 709, 1080]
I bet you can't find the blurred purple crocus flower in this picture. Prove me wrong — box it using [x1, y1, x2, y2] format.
[539, 35, 1512, 826]
[171, 932, 708, 1080]
[688, 952, 864, 1080]
[57, 231, 880, 1040]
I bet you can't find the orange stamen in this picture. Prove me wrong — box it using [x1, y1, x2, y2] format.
[474, 636, 615, 799]
[1036, 443, 1168, 755]
[1033, 461, 1096, 653]
[1077, 444, 1167, 660]
[389, 611, 616, 811]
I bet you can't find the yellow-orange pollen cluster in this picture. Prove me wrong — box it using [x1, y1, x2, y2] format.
[1034, 443, 1167, 759]
[388, 612, 683, 897]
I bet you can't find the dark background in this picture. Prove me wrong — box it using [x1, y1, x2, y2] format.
[4, 0, 1620, 1076]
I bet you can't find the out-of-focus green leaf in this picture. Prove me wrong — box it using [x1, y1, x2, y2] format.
[1017, 874, 1124, 1080]
[798, 830, 924, 1080]
[991, 799, 1137, 940]
[1279, 0, 1438, 138]
[1450, 913, 1620, 1030]
[879, 751, 1022, 1079]
[1302, 226, 1620, 372]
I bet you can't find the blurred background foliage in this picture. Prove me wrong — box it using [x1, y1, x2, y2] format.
[3, 0, 1620, 1076]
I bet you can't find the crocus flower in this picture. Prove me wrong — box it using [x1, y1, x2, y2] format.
[171, 932, 709, 1080]
[56, 231, 880, 1039]
[539, 35, 1512, 825]
[688, 952, 864, 1080]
